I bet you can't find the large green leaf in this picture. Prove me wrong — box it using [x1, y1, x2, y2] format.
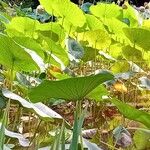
[36, 22, 64, 42]
[85, 14, 105, 31]
[111, 98, 150, 128]
[29, 71, 114, 102]
[80, 29, 111, 49]
[123, 28, 150, 51]
[0, 33, 38, 71]
[104, 18, 128, 42]
[39, 0, 86, 27]
[6, 17, 64, 41]
[6, 17, 39, 38]
[12, 36, 44, 58]
[90, 3, 122, 19]
[40, 35, 69, 66]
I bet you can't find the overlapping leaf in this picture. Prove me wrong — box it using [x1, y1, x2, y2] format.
[123, 28, 150, 51]
[90, 3, 122, 19]
[80, 29, 111, 49]
[39, 0, 86, 27]
[0, 33, 38, 71]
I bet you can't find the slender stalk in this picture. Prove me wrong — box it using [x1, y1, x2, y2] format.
[5, 63, 14, 145]
[29, 120, 42, 145]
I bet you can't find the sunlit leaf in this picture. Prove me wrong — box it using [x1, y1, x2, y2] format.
[142, 19, 150, 30]
[6, 17, 39, 38]
[0, 33, 39, 71]
[123, 28, 150, 51]
[90, 3, 122, 19]
[85, 14, 105, 31]
[111, 61, 130, 73]
[80, 29, 111, 49]
[39, 0, 86, 27]
[86, 85, 108, 101]
[41, 35, 69, 66]
[109, 43, 123, 59]
[123, 2, 139, 27]
[12, 36, 44, 58]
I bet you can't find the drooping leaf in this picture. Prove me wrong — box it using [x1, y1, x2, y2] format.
[115, 72, 135, 80]
[16, 72, 31, 87]
[113, 125, 132, 148]
[111, 98, 150, 128]
[2, 89, 62, 120]
[99, 51, 116, 61]
[0, 123, 30, 147]
[128, 61, 144, 73]
[29, 71, 114, 102]
[0, 33, 39, 71]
